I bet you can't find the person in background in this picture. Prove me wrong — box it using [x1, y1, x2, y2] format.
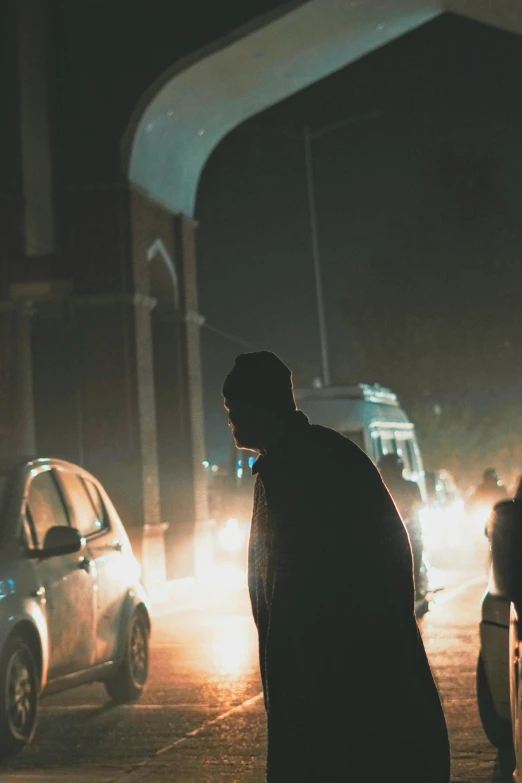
[379, 453, 424, 597]
[516, 475, 522, 501]
[223, 351, 450, 783]
[471, 468, 507, 511]
[485, 474, 522, 578]
[469, 468, 508, 539]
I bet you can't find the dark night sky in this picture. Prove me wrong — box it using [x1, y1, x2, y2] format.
[195, 14, 522, 469]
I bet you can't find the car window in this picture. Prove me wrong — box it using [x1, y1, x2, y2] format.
[408, 439, 422, 475]
[380, 431, 396, 455]
[83, 479, 109, 529]
[397, 438, 412, 472]
[403, 439, 415, 471]
[22, 514, 37, 550]
[370, 432, 383, 463]
[58, 471, 107, 537]
[27, 470, 69, 547]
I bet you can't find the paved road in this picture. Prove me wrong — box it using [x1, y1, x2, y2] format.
[0, 563, 513, 782]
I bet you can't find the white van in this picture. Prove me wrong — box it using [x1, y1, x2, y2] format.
[295, 383, 427, 502]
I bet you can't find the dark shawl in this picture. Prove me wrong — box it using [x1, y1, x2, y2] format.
[248, 411, 450, 782]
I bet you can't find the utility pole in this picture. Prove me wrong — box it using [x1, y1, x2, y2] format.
[304, 125, 330, 387]
[242, 111, 382, 389]
[303, 111, 382, 388]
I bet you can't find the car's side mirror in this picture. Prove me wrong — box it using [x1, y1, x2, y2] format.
[490, 499, 522, 605]
[28, 526, 83, 559]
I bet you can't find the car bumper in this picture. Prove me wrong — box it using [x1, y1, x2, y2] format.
[480, 592, 511, 722]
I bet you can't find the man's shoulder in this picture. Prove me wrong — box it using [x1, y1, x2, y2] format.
[310, 423, 364, 448]
[294, 423, 373, 469]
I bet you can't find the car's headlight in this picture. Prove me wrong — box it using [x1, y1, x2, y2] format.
[212, 563, 245, 591]
[218, 518, 245, 551]
[419, 506, 435, 527]
[468, 504, 493, 529]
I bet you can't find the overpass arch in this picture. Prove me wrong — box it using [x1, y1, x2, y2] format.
[125, 0, 522, 220]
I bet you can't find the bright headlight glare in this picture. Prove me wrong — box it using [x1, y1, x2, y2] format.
[469, 505, 492, 527]
[419, 506, 434, 526]
[218, 518, 245, 551]
[212, 563, 245, 592]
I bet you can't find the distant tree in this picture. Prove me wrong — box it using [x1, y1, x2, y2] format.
[339, 145, 522, 488]
[411, 402, 522, 491]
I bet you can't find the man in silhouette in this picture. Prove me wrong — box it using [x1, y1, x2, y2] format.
[223, 351, 450, 783]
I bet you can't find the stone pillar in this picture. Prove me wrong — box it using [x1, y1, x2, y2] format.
[30, 291, 81, 466]
[50, 183, 169, 595]
[178, 217, 212, 584]
[69, 292, 166, 598]
[151, 308, 195, 579]
[0, 300, 36, 461]
[132, 292, 169, 599]
[33, 182, 210, 595]
[16, 0, 55, 256]
[130, 190, 210, 584]
[129, 190, 188, 584]
[0, 1, 46, 467]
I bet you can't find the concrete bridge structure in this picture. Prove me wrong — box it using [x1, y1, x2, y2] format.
[0, 0, 520, 592]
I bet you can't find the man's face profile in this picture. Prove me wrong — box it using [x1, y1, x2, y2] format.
[225, 400, 260, 452]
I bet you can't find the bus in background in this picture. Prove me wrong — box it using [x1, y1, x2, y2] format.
[211, 383, 432, 605]
[295, 383, 427, 502]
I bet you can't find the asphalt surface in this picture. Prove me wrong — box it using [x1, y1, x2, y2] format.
[0, 553, 514, 782]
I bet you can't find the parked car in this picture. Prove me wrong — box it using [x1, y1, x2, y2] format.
[510, 603, 522, 781]
[477, 492, 522, 757]
[506, 482, 522, 781]
[0, 457, 151, 758]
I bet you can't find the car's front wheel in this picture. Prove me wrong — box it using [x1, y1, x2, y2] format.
[0, 634, 39, 759]
[477, 651, 512, 748]
[105, 610, 149, 704]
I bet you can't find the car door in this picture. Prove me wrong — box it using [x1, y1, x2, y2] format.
[58, 470, 130, 664]
[25, 467, 96, 680]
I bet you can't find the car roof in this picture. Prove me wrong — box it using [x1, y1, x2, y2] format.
[0, 456, 97, 483]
